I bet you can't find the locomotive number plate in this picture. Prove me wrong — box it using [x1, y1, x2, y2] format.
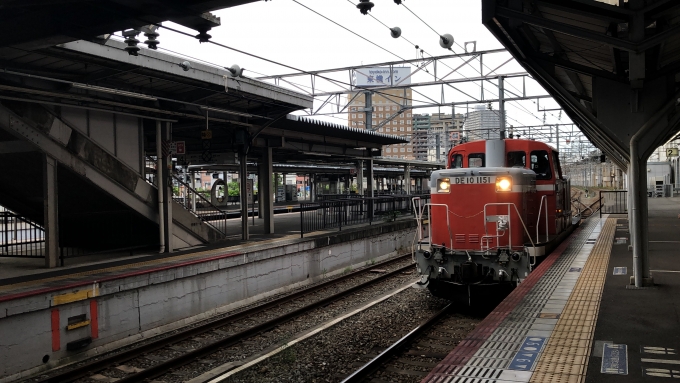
[452, 176, 495, 185]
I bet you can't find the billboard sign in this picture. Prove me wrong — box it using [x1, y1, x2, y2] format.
[354, 67, 411, 87]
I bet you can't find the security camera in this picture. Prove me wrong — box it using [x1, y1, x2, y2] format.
[179, 61, 192, 71]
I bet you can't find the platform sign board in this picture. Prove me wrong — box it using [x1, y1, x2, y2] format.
[174, 141, 186, 155]
[354, 67, 411, 87]
[183, 153, 237, 165]
[601, 343, 628, 375]
[667, 148, 678, 157]
[246, 179, 253, 204]
[508, 337, 546, 371]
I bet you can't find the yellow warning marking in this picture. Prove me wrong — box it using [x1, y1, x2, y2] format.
[530, 218, 616, 383]
[52, 287, 99, 305]
[66, 320, 90, 330]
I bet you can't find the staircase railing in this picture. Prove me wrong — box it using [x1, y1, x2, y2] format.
[0, 210, 45, 258]
[171, 174, 228, 237]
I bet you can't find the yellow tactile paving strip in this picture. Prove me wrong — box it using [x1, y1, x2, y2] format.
[530, 218, 616, 383]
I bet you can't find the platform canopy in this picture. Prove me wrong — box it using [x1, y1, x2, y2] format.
[0, 0, 257, 50]
[482, 0, 680, 287]
[0, 38, 405, 162]
[483, 0, 680, 170]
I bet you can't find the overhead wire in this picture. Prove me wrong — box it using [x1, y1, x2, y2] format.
[392, 1, 576, 141]
[153, 2, 576, 143]
[394, 2, 566, 124]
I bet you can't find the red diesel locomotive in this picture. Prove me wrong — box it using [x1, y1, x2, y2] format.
[414, 138, 576, 304]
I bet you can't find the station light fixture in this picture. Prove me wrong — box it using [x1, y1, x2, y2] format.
[72, 83, 157, 101]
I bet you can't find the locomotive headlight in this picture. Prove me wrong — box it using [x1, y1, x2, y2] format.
[496, 176, 512, 192]
[437, 178, 451, 193]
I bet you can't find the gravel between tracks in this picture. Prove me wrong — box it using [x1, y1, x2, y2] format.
[32, 256, 414, 383]
[220, 288, 479, 383]
[136, 271, 421, 383]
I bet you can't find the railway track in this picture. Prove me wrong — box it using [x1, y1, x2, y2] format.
[33, 254, 416, 383]
[340, 304, 469, 383]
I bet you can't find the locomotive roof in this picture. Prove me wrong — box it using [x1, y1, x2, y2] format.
[453, 139, 558, 152]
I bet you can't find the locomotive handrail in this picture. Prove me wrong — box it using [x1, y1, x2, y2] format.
[420, 203, 453, 250]
[411, 197, 425, 243]
[536, 195, 549, 243]
[482, 203, 536, 265]
[482, 204, 513, 251]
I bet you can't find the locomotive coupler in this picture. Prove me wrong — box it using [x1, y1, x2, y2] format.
[497, 249, 510, 267]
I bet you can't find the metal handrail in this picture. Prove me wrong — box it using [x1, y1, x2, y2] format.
[172, 174, 227, 236]
[536, 195, 549, 243]
[422, 203, 453, 250]
[482, 203, 536, 264]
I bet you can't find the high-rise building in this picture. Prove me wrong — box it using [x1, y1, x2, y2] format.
[412, 113, 465, 162]
[347, 67, 414, 159]
[347, 88, 414, 159]
[463, 105, 501, 141]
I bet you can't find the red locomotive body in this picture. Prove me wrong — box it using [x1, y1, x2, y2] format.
[414, 138, 575, 304]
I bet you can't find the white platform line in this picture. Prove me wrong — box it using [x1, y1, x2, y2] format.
[641, 358, 680, 365]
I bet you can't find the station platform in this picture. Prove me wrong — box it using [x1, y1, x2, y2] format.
[422, 197, 680, 383]
[0, 215, 417, 381]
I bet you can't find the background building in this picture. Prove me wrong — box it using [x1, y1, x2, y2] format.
[463, 105, 501, 141]
[347, 67, 414, 159]
[347, 88, 414, 159]
[412, 113, 465, 162]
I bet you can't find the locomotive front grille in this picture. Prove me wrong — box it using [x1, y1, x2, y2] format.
[455, 234, 466, 243]
[469, 234, 480, 243]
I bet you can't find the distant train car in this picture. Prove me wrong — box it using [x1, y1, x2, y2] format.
[413, 138, 576, 305]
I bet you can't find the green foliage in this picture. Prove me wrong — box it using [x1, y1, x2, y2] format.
[227, 181, 240, 196]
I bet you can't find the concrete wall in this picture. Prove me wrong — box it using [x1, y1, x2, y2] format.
[60, 107, 141, 173]
[0, 222, 416, 381]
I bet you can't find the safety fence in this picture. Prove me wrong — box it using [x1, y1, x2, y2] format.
[600, 190, 628, 217]
[300, 194, 430, 238]
[0, 210, 45, 258]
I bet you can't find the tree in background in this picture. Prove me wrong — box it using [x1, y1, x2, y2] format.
[227, 181, 240, 196]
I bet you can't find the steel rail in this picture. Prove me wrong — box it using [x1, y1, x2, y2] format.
[340, 303, 453, 383]
[38, 254, 414, 383]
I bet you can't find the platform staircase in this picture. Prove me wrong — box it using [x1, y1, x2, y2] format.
[0, 101, 225, 256]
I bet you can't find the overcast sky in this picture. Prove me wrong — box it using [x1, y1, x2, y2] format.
[138, 0, 579, 144]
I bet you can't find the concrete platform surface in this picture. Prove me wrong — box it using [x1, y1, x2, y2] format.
[420, 197, 680, 383]
[585, 197, 680, 382]
[0, 216, 418, 381]
[0, 211, 307, 282]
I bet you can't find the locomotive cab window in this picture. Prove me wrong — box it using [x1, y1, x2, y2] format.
[553, 151, 563, 179]
[530, 150, 552, 180]
[506, 151, 526, 167]
[468, 153, 485, 168]
[451, 154, 463, 169]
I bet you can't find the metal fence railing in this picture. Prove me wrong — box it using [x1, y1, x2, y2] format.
[300, 194, 430, 238]
[0, 210, 45, 258]
[172, 175, 228, 237]
[600, 190, 628, 217]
